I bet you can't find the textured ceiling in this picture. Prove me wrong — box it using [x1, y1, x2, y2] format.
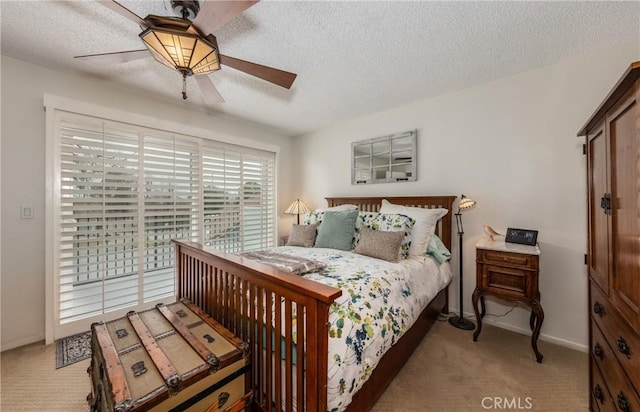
[1, 1, 639, 135]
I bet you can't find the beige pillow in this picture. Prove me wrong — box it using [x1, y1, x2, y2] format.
[354, 227, 404, 262]
[286, 224, 317, 247]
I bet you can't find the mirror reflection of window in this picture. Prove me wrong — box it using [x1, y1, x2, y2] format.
[351, 130, 416, 184]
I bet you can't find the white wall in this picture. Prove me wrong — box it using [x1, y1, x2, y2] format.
[0, 56, 295, 350]
[293, 43, 640, 351]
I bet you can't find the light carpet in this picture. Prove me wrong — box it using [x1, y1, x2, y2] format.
[1, 320, 588, 411]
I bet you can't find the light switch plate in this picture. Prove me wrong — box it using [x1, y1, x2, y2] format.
[20, 203, 34, 219]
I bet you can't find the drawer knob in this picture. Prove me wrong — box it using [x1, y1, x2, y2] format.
[617, 392, 630, 412]
[617, 336, 631, 359]
[593, 302, 604, 316]
[593, 343, 604, 361]
[593, 385, 604, 404]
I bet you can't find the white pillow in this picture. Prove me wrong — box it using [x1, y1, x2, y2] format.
[379, 199, 448, 256]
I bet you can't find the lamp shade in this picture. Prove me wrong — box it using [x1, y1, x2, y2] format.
[458, 195, 477, 212]
[284, 199, 310, 215]
[140, 26, 220, 75]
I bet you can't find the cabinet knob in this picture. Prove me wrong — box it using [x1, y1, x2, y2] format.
[593, 302, 604, 316]
[593, 385, 604, 404]
[593, 343, 604, 361]
[617, 336, 631, 359]
[617, 392, 630, 412]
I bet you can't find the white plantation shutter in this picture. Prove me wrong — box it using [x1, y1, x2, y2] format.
[59, 117, 141, 323]
[143, 134, 200, 301]
[203, 147, 241, 251]
[242, 154, 276, 250]
[202, 145, 275, 252]
[102, 125, 140, 311]
[51, 109, 276, 338]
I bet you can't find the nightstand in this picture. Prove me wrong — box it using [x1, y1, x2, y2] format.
[472, 239, 544, 362]
[279, 236, 289, 246]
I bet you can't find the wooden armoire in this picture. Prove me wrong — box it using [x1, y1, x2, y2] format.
[578, 62, 640, 412]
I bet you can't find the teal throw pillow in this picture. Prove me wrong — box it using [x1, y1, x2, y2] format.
[426, 235, 451, 264]
[314, 209, 358, 250]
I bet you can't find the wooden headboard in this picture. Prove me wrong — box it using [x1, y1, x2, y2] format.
[326, 196, 457, 251]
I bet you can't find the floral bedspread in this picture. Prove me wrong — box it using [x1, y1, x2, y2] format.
[275, 246, 451, 412]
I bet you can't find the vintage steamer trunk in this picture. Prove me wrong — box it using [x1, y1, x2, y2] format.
[87, 298, 252, 412]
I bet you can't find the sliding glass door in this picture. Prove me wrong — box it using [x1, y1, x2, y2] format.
[50, 110, 275, 340]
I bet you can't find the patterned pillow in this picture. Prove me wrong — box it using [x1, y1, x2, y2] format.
[302, 210, 324, 226]
[314, 209, 359, 250]
[302, 204, 358, 226]
[286, 224, 317, 247]
[354, 212, 414, 258]
[354, 227, 404, 263]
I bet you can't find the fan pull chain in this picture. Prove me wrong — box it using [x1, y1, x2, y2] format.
[182, 72, 188, 100]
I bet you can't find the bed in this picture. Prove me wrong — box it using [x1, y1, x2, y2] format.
[172, 195, 456, 411]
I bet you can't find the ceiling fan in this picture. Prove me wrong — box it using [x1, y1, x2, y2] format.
[75, 0, 297, 103]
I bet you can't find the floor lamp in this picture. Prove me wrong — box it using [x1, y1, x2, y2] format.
[449, 194, 477, 330]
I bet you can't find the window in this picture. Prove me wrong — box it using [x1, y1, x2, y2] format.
[50, 108, 276, 339]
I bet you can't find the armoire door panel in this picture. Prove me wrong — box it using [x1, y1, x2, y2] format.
[608, 87, 640, 335]
[588, 122, 609, 293]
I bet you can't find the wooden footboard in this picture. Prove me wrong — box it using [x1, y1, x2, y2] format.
[172, 239, 342, 412]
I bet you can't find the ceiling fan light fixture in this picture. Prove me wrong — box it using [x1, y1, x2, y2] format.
[84, 0, 296, 104]
[140, 26, 220, 75]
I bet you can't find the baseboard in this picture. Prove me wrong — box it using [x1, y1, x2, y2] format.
[457, 310, 589, 353]
[1, 333, 46, 352]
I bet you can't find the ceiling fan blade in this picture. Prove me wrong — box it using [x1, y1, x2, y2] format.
[195, 75, 225, 104]
[97, 0, 148, 27]
[219, 54, 297, 89]
[193, 1, 259, 34]
[75, 50, 150, 64]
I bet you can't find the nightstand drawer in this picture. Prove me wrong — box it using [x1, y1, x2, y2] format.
[477, 249, 538, 270]
[479, 264, 537, 299]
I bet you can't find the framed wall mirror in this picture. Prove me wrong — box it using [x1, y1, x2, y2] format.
[351, 130, 417, 184]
